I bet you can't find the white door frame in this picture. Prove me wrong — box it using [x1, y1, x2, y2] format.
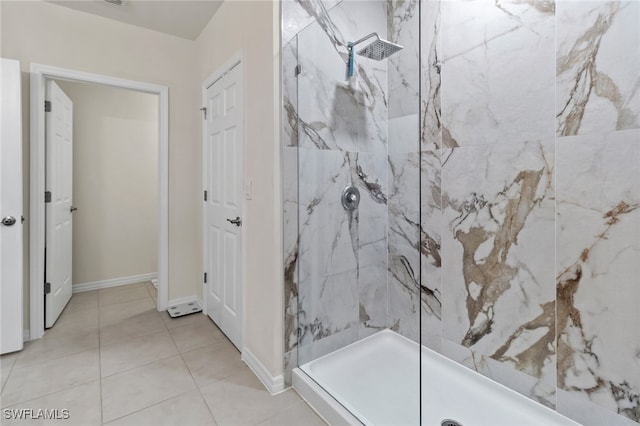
[201, 50, 244, 330]
[30, 63, 169, 340]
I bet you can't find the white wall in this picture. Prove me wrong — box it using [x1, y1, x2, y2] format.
[1, 0, 200, 326]
[56, 81, 158, 285]
[1, 0, 284, 379]
[195, 1, 284, 378]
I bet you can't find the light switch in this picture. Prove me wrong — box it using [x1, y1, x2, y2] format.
[244, 180, 252, 200]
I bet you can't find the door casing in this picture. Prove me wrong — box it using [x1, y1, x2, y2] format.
[29, 63, 169, 340]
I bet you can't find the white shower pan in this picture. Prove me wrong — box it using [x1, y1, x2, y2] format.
[293, 329, 580, 426]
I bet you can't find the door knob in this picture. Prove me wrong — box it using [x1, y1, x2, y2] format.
[1, 216, 17, 226]
[226, 216, 242, 227]
[70, 206, 78, 213]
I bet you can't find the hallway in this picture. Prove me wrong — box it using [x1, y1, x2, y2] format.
[0, 282, 324, 425]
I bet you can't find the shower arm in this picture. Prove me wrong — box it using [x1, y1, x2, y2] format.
[346, 33, 380, 78]
[348, 32, 380, 50]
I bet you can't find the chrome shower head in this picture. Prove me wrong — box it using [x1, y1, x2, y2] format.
[346, 32, 403, 78]
[356, 38, 403, 61]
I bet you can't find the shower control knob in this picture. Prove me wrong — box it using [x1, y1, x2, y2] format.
[341, 186, 360, 211]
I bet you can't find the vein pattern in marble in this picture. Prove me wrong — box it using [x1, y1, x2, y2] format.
[420, 0, 443, 150]
[556, 1, 640, 136]
[441, 140, 556, 390]
[441, 0, 556, 147]
[556, 130, 640, 423]
[387, 0, 420, 120]
[296, 0, 389, 154]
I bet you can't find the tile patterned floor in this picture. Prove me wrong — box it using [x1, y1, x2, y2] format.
[0, 282, 325, 426]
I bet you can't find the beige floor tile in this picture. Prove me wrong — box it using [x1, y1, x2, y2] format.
[50, 308, 99, 336]
[161, 311, 209, 330]
[13, 329, 99, 368]
[144, 282, 158, 302]
[101, 355, 196, 423]
[99, 298, 156, 328]
[99, 285, 152, 307]
[1, 349, 100, 408]
[101, 329, 178, 377]
[200, 369, 302, 426]
[182, 341, 244, 388]
[99, 309, 166, 347]
[1, 380, 102, 426]
[168, 318, 226, 353]
[1, 352, 19, 392]
[64, 290, 98, 314]
[256, 401, 327, 426]
[106, 390, 216, 426]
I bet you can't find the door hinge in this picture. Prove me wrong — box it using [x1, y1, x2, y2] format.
[204, 190, 208, 202]
[44, 100, 52, 112]
[44, 282, 51, 294]
[44, 191, 52, 203]
[200, 107, 207, 120]
[295, 65, 302, 76]
[204, 272, 207, 283]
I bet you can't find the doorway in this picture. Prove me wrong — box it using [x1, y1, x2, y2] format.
[30, 64, 169, 340]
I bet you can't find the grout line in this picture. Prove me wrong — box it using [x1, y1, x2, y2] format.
[0, 379, 102, 411]
[102, 388, 196, 425]
[0, 355, 19, 395]
[99, 351, 181, 380]
[196, 390, 220, 426]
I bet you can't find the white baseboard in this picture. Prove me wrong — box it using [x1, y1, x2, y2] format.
[242, 348, 286, 395]
[73, 272, 158, 293]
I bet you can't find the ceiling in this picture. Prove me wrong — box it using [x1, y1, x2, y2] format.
[48, 0, 224, 40]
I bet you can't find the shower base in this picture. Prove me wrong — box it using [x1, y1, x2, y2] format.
[293, 329, 580, 426]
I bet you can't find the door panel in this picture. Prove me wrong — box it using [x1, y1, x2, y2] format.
[45, 80, 73, 328]
[0, 58, 24, 354]
[203, 61, 243, 350]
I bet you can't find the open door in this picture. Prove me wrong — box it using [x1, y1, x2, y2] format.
[45, 80, 73, 328]
[0, 58, 24, 354]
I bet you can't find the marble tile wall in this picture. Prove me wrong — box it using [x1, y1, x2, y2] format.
[426, 0, 639, 424]
[283, 0, 639, 424]
[282, 0, 396, 370]
[387, 0, 423, 344]
[554, 2, 639, 424]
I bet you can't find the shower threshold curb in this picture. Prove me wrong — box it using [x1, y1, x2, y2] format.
[292, 367, 363, 426]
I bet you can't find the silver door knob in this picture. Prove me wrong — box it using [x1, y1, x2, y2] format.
[226, 216, 242, 226]
[1, 216, 17, 226]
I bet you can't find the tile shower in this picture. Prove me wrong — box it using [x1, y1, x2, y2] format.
[282, 0, 639, 425]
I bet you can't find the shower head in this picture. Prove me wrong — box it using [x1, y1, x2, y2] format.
[356, 38, 403, 61]
[346, 32, 403, 78]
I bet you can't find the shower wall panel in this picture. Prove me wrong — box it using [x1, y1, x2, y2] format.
[555, 2, 640, 424]
[284, 0, 392, 369]
[420, 1, 640, 424]
[428, 0, 559, 410]
[386, 0, 426, 345]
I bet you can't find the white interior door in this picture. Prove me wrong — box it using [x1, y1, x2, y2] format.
[0, 58, 24, 354]
[203, 61, 243, 350]
[45, 80, 73, 328]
